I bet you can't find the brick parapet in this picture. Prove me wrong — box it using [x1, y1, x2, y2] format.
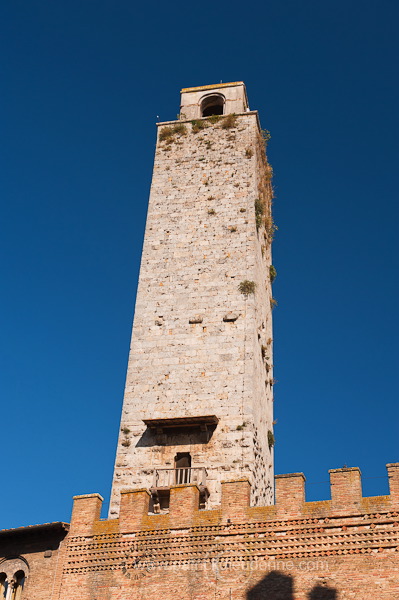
[59, 466, 399, 599]
[119, 488, 150, 533]
[72, 464, 399, 533]
[275, 472, 306, 517]
[69, 493, 104, 536]
[329, 467, 362, 514]
[221, 478, 251, 522]
[387, 462, 399, 504]
[169, 484, 201, 527]
[49, 464, 399, 598]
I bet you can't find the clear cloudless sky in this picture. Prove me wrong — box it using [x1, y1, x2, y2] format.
[1, 0, 398, 529]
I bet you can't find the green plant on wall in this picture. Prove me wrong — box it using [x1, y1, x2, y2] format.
[191, 119, 208, 134]
[261, 129, 271, 145]
[173, 123, 187, 135]
[159, 123, 187, 142]
[221, 113, 238, 129]
[255, 199, 265, 230]
[269, 265, 277, 283]
[208, 114, 222, 124]
[238, 280, 256, 295]
[264, 216, 278, 241]
[268, 430, 275, 449]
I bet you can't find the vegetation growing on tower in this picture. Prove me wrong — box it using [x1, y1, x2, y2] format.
[238, 280, 256, 295]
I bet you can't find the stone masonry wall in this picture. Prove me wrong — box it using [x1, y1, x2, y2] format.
[109, 112, 275, 516]
[58, 464, 399, 599]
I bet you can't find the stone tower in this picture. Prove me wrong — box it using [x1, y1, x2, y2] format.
[109, 82, 275, 517]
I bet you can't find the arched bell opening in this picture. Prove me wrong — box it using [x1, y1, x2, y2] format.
[200, 94, 225, 117]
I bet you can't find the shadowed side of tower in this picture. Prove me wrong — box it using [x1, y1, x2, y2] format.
[109, 82, 275, 517]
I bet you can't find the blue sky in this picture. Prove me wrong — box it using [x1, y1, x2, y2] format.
[1, 0, 397, 529]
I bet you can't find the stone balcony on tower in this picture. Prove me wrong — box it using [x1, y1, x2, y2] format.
[142, 415, 216, 512]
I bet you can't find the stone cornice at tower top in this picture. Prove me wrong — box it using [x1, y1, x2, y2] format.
[180, 81, 244, 93]
[156, 110, 260, 127]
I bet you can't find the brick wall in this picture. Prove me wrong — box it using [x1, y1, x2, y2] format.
[56, 463, 399, 599]
[0, 524, 68, 600]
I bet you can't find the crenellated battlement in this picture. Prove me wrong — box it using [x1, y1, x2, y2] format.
[60, 461, 399, 600]
[70, 463, 399, 536]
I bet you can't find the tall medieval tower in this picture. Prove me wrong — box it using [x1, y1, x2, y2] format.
[109, 82, 275, 517]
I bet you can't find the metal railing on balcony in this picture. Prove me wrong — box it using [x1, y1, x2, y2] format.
[152, 467, 207, 488]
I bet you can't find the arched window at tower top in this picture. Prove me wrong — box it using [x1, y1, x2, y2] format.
[200, 94, 225, 117]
